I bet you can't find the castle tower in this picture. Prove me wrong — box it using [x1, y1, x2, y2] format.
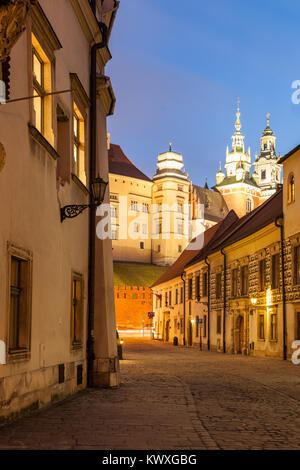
[254, 114, 282, 201]
[215, 101, 261, 217]
[152, 143, 190, 266]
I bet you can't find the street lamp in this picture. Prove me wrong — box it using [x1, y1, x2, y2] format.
[60, 175, 108, 222]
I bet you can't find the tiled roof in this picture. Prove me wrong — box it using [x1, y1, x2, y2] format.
[211, 188, 283, 252]
[108, 144, 152, 182]
[192, 185, 229, 223]
[151, 210, 239, 288]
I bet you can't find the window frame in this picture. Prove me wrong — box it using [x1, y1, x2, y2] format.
[71, 273, 84, 350]
[7, 245, 33, 361]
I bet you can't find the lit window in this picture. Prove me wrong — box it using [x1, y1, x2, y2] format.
[261, 170, 266, 180]
[271, 254, 280, 290]
[32, 47, 45, 133]
[288, 174, 295, 204]
[73, 106, 86, 184]
[241, 266, 249, 296]
[258, 314, 265, 340]
[270, 313, 277, 341]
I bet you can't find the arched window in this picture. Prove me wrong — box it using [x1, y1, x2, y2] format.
[288, 173, 295, 203]
[246, 198, 253, 214]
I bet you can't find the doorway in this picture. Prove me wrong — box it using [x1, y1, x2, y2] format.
[236, 316, 244, 353]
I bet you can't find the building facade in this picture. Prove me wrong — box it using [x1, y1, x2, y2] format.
[0, 0, 120, 422]
[215, 104, 282, 217]
[152, 143, 300, 360]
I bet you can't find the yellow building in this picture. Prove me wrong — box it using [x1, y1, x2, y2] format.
[153, 169, 300, 360]
[0, 0, 120, 422]
[108, 141, 229, 267]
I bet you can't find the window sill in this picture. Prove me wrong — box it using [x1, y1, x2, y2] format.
[71, 343, 83, 351]
[71, 173, 89, 197]
[8, 349, 31, 362]
[28, 124, 59, 160]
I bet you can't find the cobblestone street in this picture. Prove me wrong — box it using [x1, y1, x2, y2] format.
[0, 338, 299, 450]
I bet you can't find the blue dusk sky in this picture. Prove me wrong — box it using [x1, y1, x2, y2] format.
[107, 0, 300, 188]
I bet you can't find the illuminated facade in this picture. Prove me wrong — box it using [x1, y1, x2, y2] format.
[215, 104, 282, 217]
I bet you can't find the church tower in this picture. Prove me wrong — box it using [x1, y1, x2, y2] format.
[152, 143, 190, 266]
[254, 114, 282, 201]
[215, 101, 261, 217]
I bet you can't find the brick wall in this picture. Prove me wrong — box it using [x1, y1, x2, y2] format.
[114, 286, 153, 329]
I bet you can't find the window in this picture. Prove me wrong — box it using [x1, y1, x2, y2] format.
[73, 105, 86, 184]
[261, 170, 266, 180]
[216, 273, 222, 299]
[259, 259, 266, 291]
[270, 313, 277, 340]
[165, 292, 168, 307]
[178, 245, 182, 253]
[296, 312, 300, 340]
[9, 256, 31, 354]
[142, 224, 147, 235]
[195, 276, 200, 300]
[271, 254, 280, 289]
[241, 266, 249, 296]
[71, 275, 83, 348]
[133, 223, 139, 233]
[293, 247, 300, 285]
[157, 244, 161, 253]
[140, 242, 144, 250]
[180, 286, 184, 303]
[130, 201, 138, 212]
[111, 206, 117, 218]
[188, 278, 193, 300]
[32, 46, 45, 133]
[177, 203, 183, 214]
[203, 315, 207, 338]
[202, 272, 208, 297]
[288, 174, 295, 204]
[231, 268, 238, 297]
[217, 314, 222, 334]
[175, 289, 178, 304]
[142, 203, 149, 213]
[258, 314, 265, 340]
[169, 291, 172, 306]
[178, 185, 183, 191]
[246, 198, 253, 214]
[177, 222, 183, 235]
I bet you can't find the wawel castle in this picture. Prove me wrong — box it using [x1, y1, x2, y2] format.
[110, 105, 284, 334]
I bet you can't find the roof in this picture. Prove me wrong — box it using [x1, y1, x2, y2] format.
[152, 210, 238, 288]
[192, 185, 229, 223]
[114, 262, 167, 287]
[108, 144, 152, 182]
[211, 188, 283, 253]
[278, 143, 300, 164]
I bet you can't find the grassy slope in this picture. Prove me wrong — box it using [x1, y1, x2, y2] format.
[113, 262, 168, 287]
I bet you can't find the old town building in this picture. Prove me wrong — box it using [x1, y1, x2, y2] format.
[152, 143, 300, 359]
[0, 0, 120, 422]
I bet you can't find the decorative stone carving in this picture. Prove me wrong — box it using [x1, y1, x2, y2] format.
[0, 0, 37, 62]
[0, 142, 6, 172]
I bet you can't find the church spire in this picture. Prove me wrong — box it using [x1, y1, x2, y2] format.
[235, 98, 241, 132]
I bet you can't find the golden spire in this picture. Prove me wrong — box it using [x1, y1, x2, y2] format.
[266, 113, 270, 127]
[169, 141, 172, 151]
[235, 97, 241, 132]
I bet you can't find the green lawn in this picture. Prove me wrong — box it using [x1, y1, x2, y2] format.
[113, 262, 168, 287]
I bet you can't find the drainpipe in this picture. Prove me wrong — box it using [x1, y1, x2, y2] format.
[204, 256, 211, 351]
[275, 216, 287, 361]
[221, 248, 227, 354]
[181, 272, 186, 346]
[87, 20, 109, 388]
